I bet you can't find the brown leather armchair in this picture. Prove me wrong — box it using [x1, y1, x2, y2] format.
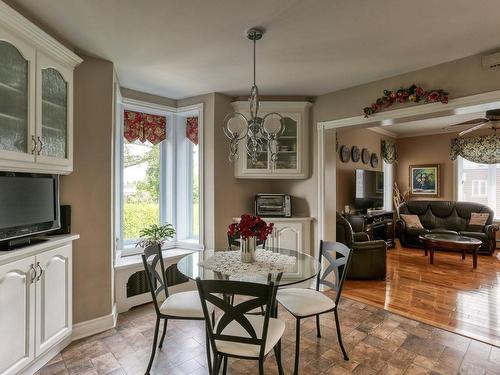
[336, 212, 387, 280]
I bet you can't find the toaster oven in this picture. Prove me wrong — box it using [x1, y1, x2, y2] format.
[255, 194, 291, 217]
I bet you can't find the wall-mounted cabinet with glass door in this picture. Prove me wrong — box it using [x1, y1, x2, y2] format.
[36, 52, 73, 171]
[232, 101, 311, 179]
[0, 23, 80, 174]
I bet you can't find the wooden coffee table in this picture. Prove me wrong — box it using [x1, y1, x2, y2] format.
[419, 233, 482, 268]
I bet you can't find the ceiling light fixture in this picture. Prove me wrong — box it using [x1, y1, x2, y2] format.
[223, 27, 285, 164]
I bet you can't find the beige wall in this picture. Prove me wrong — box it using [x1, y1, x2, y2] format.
[61, 55, 115, 324]
[395, 133, 456, 201]
[336, 128, 392, 209]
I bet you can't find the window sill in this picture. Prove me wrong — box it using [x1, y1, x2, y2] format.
[114, 246, 201, 271]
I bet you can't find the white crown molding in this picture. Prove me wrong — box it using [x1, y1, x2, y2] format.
[122, 97, 177, 114]
[367, 127, 398, 138]
[0, 0, 82, 67]
[318, 90, 500, 130]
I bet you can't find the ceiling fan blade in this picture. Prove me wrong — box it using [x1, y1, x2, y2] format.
[443, 118, 489, 130]
[458, 122, 489, 136]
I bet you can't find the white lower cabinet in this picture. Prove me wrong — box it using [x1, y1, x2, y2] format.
[0, 257, 36, 375]
[267, 218, 313, 254]
[35, 245, 72, 356]
[0, 237, 76, 375]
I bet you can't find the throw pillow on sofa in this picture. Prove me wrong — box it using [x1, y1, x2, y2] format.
[468, 212, 489, 232]
[400, 214, 424, 229]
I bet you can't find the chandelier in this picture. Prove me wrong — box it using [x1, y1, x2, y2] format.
[223, 28, 285, 164]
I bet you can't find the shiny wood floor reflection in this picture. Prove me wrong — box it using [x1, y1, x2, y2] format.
[343, 241, 500, 346]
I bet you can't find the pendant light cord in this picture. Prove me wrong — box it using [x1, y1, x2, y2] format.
[253, 37, 256, 86]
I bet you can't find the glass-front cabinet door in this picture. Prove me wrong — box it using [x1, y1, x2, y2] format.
[234, 104, 309, 179]
[36, 52, 72, 168]
[274, 115, 299, 173]
[0, 28, 36, 163]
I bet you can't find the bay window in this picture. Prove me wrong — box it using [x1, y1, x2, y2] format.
[116, 100, 203, 255]
[457, 156, 499, 220]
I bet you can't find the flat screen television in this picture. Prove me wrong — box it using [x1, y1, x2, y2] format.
[354, 169, 384, 210]
[0, 172, 60, 247]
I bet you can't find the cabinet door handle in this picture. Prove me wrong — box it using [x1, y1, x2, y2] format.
[35, 262, 43, 282]
[29, 264, 37, 283]
[31, 135, 37, 154]
[37, 136, 43, 155]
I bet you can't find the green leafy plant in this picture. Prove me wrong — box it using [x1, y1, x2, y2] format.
[137, 223, 176, 248]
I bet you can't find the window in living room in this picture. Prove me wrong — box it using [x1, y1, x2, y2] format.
[116, 102, 203, 255]
[457, 157, 499, 219]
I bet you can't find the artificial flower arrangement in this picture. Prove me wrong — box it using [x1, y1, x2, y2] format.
[228, 214, 274, 242]
[363, 84, 448, 117]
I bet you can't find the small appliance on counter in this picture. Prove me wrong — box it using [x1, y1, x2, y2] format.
[255, 194, 292, 217]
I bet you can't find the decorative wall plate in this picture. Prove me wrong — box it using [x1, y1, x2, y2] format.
[351, 146, 360, 162]
[370, 153, 379, 168]
[361, 148, 370, 164]
[340, 145, 350, 163]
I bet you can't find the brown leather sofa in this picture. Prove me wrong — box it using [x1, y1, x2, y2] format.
[396, 201, 498, 255]
[336, 212, 387, 280]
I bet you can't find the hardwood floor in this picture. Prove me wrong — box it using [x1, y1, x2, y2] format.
[343, 240, 500, 347]
[39, 298, 500, 374]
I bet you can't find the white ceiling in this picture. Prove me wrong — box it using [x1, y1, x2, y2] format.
[369, 112, 488, 138]
[10, 0, 500, 99]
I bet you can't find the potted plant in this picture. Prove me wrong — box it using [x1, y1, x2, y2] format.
[228, 214, 274, 263]
[137, 223, 176, 252]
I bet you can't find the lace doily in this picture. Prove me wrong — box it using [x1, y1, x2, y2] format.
[199, 249, 297, 278]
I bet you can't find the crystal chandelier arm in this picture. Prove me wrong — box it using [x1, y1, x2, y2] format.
[261, 112, 285, 138]
[223, 112, 249, 141]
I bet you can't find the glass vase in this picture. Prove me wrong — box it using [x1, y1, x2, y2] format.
[240, 236, 257, 263]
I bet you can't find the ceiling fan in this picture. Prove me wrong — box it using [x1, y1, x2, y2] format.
[444, 109, 500, 136]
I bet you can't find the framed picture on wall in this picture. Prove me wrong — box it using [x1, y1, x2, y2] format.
[409, 164, 440, 197]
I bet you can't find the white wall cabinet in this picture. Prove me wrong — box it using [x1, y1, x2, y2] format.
[232, 101, 311, 179]
[0, 2, 82, 174]
[0, 235, 78, 375]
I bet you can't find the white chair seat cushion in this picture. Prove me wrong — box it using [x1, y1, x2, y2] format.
[214, 314, 285, 358]
[159, 290, 209, 319]
[276, 288, 335, 317]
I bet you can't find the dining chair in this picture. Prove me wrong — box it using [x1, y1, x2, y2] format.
[276, 241, 353, 375]
[196, 277, 285, 375]
[141, 246, 214, 374]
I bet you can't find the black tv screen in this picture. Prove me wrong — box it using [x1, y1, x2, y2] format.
[354, 169, 384, 210]
[0, 173, 60, 242]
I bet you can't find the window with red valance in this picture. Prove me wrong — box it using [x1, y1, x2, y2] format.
[124, 110, 167, 144]
[186, 116, 198, 145]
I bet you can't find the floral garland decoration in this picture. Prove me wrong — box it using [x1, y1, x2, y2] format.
[363, 84, 448, 117]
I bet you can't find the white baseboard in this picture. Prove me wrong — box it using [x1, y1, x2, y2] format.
[72, 303, 117, 341]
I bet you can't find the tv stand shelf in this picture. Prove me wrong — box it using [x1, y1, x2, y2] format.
[344, 211, 395, 248]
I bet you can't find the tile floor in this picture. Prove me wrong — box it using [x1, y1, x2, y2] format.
[38, 295, 500, 375]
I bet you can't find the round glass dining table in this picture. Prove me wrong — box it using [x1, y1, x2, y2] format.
[177, 248, 320, 286]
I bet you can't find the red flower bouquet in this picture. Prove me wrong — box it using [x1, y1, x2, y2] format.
[228, 214, 274, 242]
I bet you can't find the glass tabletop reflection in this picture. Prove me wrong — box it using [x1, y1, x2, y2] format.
[177, 248, 319, 286]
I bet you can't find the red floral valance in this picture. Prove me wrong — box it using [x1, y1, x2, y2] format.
[186, 116, 199, 145]
[124, 110, 166, 145]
